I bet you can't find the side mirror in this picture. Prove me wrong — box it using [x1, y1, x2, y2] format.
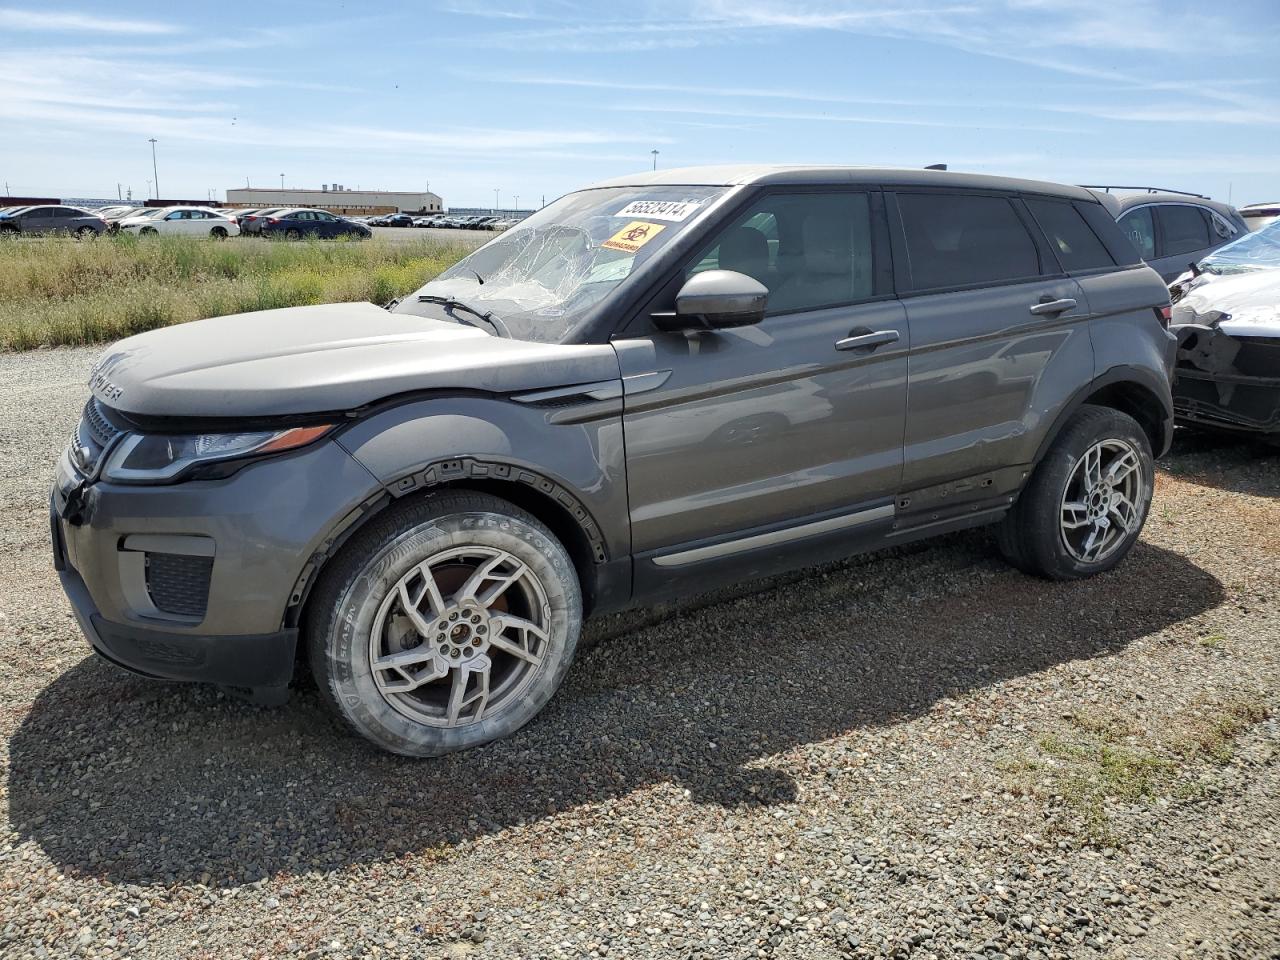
[655, 270, 768, 332]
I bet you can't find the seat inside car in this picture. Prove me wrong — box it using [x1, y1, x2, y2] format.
[717, 226, 772, 286]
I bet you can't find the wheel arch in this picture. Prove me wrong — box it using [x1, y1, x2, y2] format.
[1034, 366, 1174, 465]
[287, 457, 612, 632]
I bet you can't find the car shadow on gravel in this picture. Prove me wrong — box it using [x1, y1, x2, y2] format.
[9, 535, 1224, 888]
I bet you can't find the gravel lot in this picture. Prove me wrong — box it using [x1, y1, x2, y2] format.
[1, 347, 1277, 960]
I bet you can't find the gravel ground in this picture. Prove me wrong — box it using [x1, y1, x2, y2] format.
[1, 347, 1277, 960]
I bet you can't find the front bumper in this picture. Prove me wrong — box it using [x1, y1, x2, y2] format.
[51, 437, 383, 697]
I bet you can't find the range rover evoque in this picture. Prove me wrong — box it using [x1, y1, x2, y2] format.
[52, 165, 1177, 756]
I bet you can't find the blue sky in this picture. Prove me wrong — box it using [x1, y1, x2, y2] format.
[2, 1, 1278, 208]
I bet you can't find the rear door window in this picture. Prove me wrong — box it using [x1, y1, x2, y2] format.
[896, 193, 1039, 289]
[1159, 204, 1211, 256]
[1025, 198, 1115, 271]
[1117, 207, 1156, 259]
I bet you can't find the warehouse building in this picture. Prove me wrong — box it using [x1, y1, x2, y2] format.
[224, 185, 442, 216]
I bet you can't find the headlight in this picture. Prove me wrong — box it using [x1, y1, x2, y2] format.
[102, 425, 332, 482]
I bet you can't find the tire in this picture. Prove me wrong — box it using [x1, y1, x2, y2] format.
[139, 226, 157, 236]
[996, 404, 1153, 580]
[210, 226, 227, 239]
[74, 226, 97, 240]
[307, 491, 582, 757]
[285, 228, 302, 241]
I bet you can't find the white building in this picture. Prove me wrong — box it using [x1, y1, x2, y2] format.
[224, 186, 442, 215]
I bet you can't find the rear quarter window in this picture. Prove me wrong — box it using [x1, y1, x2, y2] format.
[1160, 204, 1212, 256]
[1076, 201, 1143, 266]
[896, 193, 1039, 290]
[1025, 198, 1115, 272]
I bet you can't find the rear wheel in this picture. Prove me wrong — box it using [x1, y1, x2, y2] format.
[74, 226, 97, 240]
[996, 404, 1153, 580]
[308, 491, 582, 757]
[210, 226, 227, 239]
[285, 228, 302, 241]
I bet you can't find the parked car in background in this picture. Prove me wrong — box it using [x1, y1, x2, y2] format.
[257, 208, 371, 240]
[1239, 202, 1280, 233]
[1168, 221, 1280, 440]
[238, 208, 286, 235]
[0, 205, 107, 238]
[1087, 187, 1247, 282]
[53, 164, 1175, 757]
[97, 206, 147, 232]
[116, 207, 240, 238]
[382, 213, 414, 227]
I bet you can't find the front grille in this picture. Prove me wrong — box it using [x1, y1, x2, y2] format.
[84, 398, 122, 447]
[146, 553, 214, 619]
[69, 399, 125, 476]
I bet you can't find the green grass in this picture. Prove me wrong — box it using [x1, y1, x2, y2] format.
[1001, 696, 1270, 845]
[0, 234, 471, 350]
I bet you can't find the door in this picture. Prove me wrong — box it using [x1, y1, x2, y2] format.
[1150, 203, 1218, 280]
[891, 191, 1093, 494]
[20, 207, 57, 234]
[615, 189, 908, 573]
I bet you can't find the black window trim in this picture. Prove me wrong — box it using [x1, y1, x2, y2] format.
[885, 189, 1055, 297]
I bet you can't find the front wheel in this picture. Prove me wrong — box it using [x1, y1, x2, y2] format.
[308, 491, 582, 757]
[996, 404, 1153, 580]
[139, 226, 157, 236]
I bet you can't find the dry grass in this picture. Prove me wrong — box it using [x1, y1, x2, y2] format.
[1002, 695, 1270, 844]
[0, 234, 470, 350]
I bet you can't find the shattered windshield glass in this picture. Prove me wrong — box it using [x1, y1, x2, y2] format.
[394, 185, 727, 343]
[1199, 220, 1280, 275]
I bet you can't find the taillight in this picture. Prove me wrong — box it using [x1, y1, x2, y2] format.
[1155, 304, 1172, 328]
[267, 218, 280, 224]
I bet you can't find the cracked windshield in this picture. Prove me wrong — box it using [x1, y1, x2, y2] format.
[395, 185, 726, 342]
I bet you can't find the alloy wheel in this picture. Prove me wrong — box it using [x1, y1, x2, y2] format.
[1059, 438, 1145, 563]
[368, 546, 552, 728]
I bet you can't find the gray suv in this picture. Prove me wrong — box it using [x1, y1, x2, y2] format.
[52, 166, 1176, 756]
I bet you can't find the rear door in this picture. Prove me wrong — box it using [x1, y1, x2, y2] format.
[1150, 203, 1214, 280]
[890, 190, 1091, 499]
[21, 207, 57, 233]
[614, 188, 909, 587]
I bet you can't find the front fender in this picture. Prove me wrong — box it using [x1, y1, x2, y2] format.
[333, 395, 630, 561]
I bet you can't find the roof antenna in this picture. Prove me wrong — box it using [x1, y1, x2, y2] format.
[924, 163, 947, 171]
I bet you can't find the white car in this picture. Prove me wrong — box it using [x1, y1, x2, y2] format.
[117, 206, 241, 238]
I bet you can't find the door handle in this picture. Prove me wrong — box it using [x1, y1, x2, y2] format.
[835, 329, 900, 352]
[1029, 298, 1077, 316]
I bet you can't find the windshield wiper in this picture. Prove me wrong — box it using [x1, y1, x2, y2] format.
[417, 295, 508, 337]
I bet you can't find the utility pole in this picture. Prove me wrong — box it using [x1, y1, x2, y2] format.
[148, 138, 159, 198]
[494, 187, 500, 212]
[280, 173, 285, 190]
[651, 149, 659, 170]
[117, 183, 122, 201]
[513, 195, 519, 211]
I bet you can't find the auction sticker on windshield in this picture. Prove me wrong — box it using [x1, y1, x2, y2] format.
[602, 221, 665, 254]
[613, 199, 704, 222]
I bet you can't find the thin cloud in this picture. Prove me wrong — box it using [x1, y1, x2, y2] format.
[0, 7, 180, 34]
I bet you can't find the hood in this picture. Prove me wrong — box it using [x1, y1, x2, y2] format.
[1171, 270, 1280, 338]
[89, 302, 620, 418]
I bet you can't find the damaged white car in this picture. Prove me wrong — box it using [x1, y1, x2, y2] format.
[1169, 222, 1280, 441]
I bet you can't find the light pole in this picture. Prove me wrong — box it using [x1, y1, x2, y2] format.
[494, 188, 500, 212]
[513, 195, 519, 211]
[148, 138, 159, 198]
[280, 173, 285, 190]
[651, 149, 659, 171]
